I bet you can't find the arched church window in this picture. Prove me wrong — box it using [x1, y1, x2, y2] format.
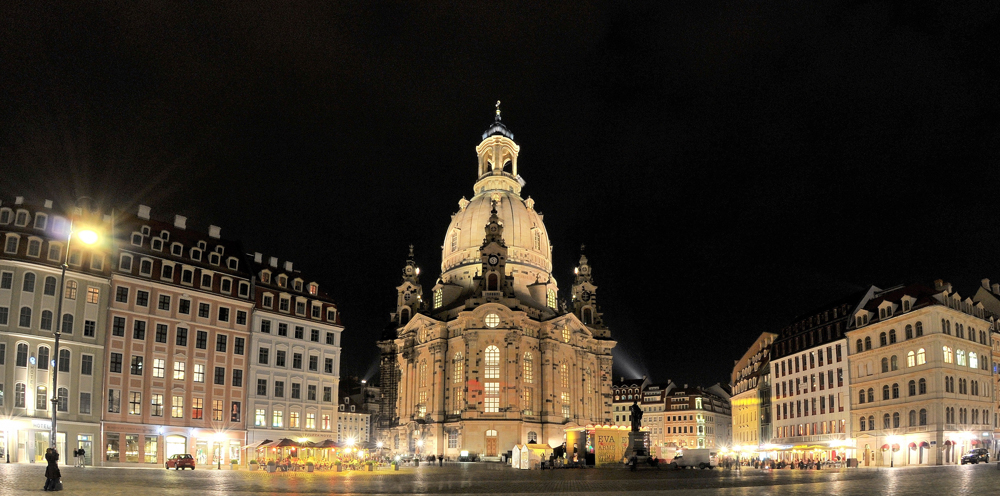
[547, 289, 556, 309]
[562, 326, 570, 343]
[453, 353, 463, 383]
[400, 308, 410, 325]
[560, 363, 569, 388]
[533, 230, 540, 251]
[451, 231, 458, 253]
[583, 308, 593, 325]
[523, 353, 533, 383]
[488, 273, 499, 291]
[419, 360, 427, 388]
[485, 346, 500, 379]
[434, 289, 443, 309]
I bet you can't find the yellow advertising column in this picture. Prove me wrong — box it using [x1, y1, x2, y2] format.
[593, 426, 630, 467]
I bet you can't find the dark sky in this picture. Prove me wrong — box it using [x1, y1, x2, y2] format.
[2, 2, 999, 389]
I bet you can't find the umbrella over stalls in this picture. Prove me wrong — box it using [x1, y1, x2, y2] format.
[267, 438, 300, 460]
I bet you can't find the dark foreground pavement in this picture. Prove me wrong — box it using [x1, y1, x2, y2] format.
[1, 461, 998, 495]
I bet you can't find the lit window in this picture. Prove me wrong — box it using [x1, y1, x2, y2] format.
[484, 345, 500, 379]
[484, 313, 500, 328]
[562, 326, 570, 343]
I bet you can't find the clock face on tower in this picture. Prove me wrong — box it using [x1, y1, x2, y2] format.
[582, 290, 591, 302]
[488, 255, 499, 266]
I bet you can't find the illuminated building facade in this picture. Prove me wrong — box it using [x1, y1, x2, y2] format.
[730, 332, 776, 452]
[377, 110, 616, 459]
[246, 254, 343, 447]
[101, 206, 252, 466]
[848, 281, 994, 466]
[0, 197, 112, 465]
[662, 385, 731, 449]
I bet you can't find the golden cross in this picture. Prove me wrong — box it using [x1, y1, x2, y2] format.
[496, 100, 501, 116]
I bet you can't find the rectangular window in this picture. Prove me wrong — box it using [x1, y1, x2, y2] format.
[151, 394, 163, 417]
[272, 410, 283, 428]
[0, 307, 7, 326]
[261, 320, 271, 333]
[136, 290, 149, 307]
[173, 361, 186, 380]
[276, 350, 286, 367]
[80, 392, 92, 415]
[133, 320, 146, 340]
[216, 334, 227, 352]
[81, 354, 94, 375]
[231, 401, 241, 422]
[293, 353, 302, 369]
[277, 323, 287, 336]
[176, 327, 188, 346]
[178, 299, 190, 314]
[257, 379, 267, 396]
[115, 286, 129, 303]
[325, 358, 333, 374]
[129, 391, 142, 415]
[294, 326, 304, 339]
[236, 310, 247, 325]
[309, 355, 318, 371]
[326, 332, 335, 345]
[311, 329, 319, 342]
[158, 294, 171, 311]
[155, 324, 168, 343]
[84, 319, 96, 337]
[130, 355, 144, 375]
[232, 369, 243, 388]
[0, 272, 12, 289]
[87, 286, 100, 303]
[198, 303, 210, 318]
[108, 389, 121, 413]
[306, 413, 315, 429]
[274, 381, 285, 398]
[258, 348, 269, 365]
[110, 352, 123, 373]
[291, 383, 301, 399]
[153, 358, 165, 378]
[192, 398, 203, 419]
[196, 330, 207, 349]
[324, 387, 332, 402]
[214, 366, 225, 385]
[213, 400, 224, 421]
[289, 412, 300, 428]
[484, 382, 500, 413]
[193, 364, 205, 383]
[308, 384, 317, 401]
[255, 409, 266, 427]
[112, 316, 126, 336]
[172, 396, 184, 418]
[218, 307, 229, 322]
[234, 337, 245, 355]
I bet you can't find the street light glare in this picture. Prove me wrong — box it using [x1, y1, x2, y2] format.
[77, 229, 99, 245]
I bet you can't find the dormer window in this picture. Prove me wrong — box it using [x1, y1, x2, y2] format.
[260, 271, 271, 284]
[0, 208, 11, 224]
[34, 213, 48, 230]
[903, 300, 910, 311]
[238, 281, 250, 297]
[278, 275, 287, 287]
[14, 210, 29, 226]
[201, 273, 212, 288]
[131, 233, 143, 246]
[262, 294, 273, 308]
[160, 230, 170, 240]
[209, 252, 221, 265]
[293, 279, 303, 292]
[140, 225, 150, 236]
[311, 304, 321, 318]
[197, 241, 207, 250]
[327, 309, 336, 322]
[308, 283, 318, 295]
[171, 243, 183, 256]
[221, 278, 232, 293]
[151, 238, 163, 251]
[227, 257, 238, 270]
[190, 248, 202, 261]
[214, 245, 224, 254]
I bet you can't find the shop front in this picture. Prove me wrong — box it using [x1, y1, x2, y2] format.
[0, 417, 98, 465]
[102, 424, 244, 467]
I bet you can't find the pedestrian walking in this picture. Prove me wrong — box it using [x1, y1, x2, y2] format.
[437, 454, 443, 466]
[78, 448, 86, 467]
[43, 448, 61, 491]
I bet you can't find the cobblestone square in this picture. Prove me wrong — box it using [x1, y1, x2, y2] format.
[2, 462, 999, 495]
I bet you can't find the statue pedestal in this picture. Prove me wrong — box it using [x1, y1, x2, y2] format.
[626, 432, 647, 458]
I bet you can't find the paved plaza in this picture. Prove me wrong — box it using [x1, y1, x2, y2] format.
[1, 462, 998, 495]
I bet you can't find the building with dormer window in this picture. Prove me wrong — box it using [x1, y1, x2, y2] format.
[246, 253, 343, 448]
[376, 108, 616, 459]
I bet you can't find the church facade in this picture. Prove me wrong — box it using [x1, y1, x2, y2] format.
[377, 110, 616, 458]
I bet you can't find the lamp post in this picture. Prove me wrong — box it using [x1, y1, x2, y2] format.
[51, 221, 99, 451]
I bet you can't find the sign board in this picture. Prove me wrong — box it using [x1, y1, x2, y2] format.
[593, 427, 629, 467]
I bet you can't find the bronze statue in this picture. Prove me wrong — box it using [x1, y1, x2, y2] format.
[629, 400, 643, 432]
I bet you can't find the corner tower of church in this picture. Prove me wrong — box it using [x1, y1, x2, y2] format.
[376, 106, 616, 460]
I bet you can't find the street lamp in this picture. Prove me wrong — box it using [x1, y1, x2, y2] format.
[51, 222, 100, 451]
[887, 436, 900, 468]
[214, 432, 227, 470]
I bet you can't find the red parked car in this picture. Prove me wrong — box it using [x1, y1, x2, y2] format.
[165, 454, 196, 470]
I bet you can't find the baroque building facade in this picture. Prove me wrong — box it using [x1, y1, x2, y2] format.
[377, 112, 616, 458]
[730, 331, 776, 452]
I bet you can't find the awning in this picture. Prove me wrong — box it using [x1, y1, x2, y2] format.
[971, 440, 979, 445]
[920, 441, 929, 448]
[908, 442, 916, 450]
[244, 439, 272, 450]
[944, 440, 953, 446]
[891, 444, 900, 452]
[880, 444, 889, 451]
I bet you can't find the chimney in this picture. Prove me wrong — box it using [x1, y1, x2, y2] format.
[137, 205, 151, 220]
[983, 278, 991, 290]
[208, 225, 221, 239]
[253, 252, 262, 263]
[174, 215, 186, 229]
[269, 257, 278, 268]
[14, 196, 24, 205]
[934, 279, 944, 291]
[284, 261, 293, 272]
[946, 282, 953, 292]
[44, 200, 53, 209]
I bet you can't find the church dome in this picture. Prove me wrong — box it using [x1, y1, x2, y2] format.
[438, 111, 556, 308]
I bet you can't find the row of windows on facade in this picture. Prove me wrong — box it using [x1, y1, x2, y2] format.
[256, 347, 336, 373]
[0, 342, 90, 372]
[777, 323, 844, 357]
[258, 270, 319, 295]
[253, 379, 335, 402]
[853, 321, 986, 354]
[0, 306, 98, 336]
[128, 229, 240, 271]
[785, 304, 851, 335]
[420, 385, 581, 418]
[259, 292, 335, 320]
[107, 353, 244, 387]
[259, 319, 338, 344]
[857, 347, 991, 379]
[3, 235, 103, 269]
[776, 393, 845, 421]
[856, 375, 989, 405]
[119, 254, 250, 298]
[774, 344, 844, 379]
[106, 389, 242, 423]
[252, 409, 337, 430]
[775, 368, 844, 399]
[0, 208, 69, 233]
[110, 316, 245, 354]
[855, 407, 991, 431]
[0, 383, 83, 413]
[114, 285, 248, 323]
[775, 420, 846, 438]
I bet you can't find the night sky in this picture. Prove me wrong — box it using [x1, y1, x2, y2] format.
[3, 2, 999, 390]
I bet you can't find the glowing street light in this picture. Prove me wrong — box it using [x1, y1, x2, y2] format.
[51, 220, 101, 453]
